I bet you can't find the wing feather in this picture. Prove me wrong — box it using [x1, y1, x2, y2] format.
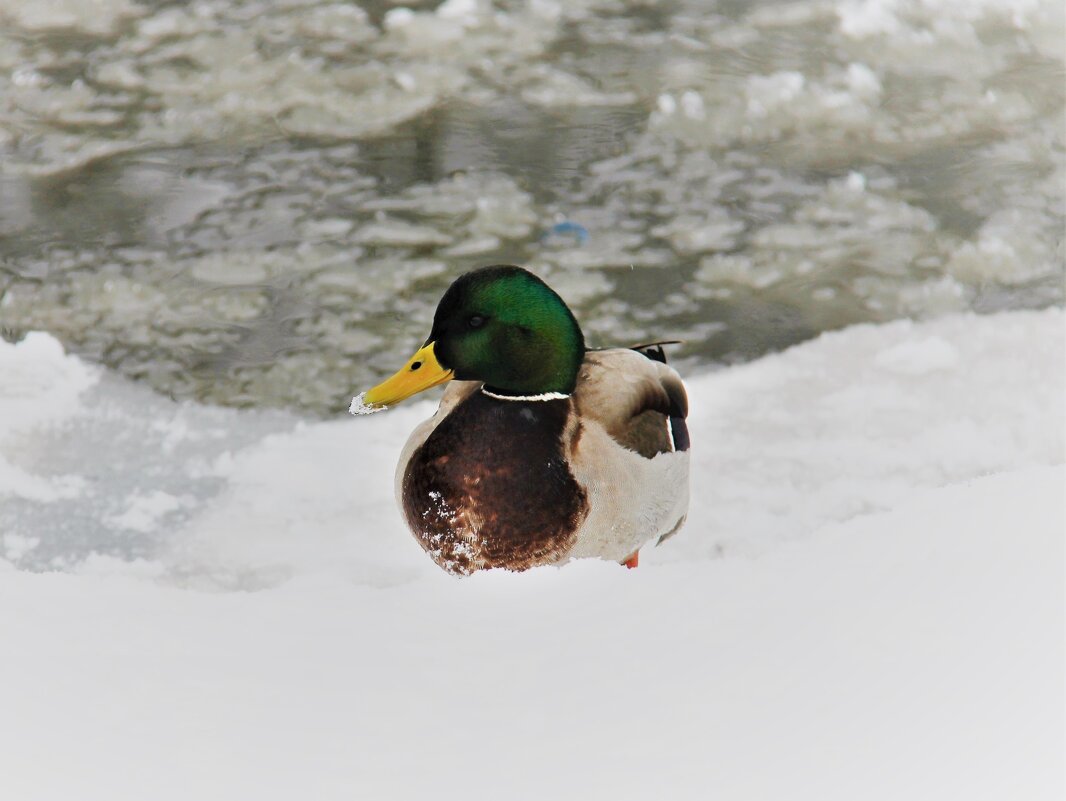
[573, 349, 689, 458]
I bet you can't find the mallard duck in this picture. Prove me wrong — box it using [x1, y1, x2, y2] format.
[351, 265, 689, 575]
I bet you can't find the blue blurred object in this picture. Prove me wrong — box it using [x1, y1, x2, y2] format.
[542, 220, 590, 246]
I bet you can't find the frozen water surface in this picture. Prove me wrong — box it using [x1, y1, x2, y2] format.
[0, 0, 1062, 413]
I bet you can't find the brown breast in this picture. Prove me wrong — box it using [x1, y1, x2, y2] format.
[401, 392, 588, 574]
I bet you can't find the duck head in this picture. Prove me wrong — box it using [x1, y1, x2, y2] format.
[358, 265, 585, 410]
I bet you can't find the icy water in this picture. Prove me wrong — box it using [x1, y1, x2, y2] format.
[0, 0, 1062, 414]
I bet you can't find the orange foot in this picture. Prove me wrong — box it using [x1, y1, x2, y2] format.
[623, 551, 639, 569]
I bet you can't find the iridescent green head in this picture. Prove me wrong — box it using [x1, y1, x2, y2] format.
[430, 265, 585, 396]
[360, 265, 585, 409]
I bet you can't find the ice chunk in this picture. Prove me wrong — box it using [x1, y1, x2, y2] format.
[436, 0, 479, 22]
[354, 220, 452, 247]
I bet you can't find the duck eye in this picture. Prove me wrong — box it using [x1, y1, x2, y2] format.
[468, 315, 486, 329]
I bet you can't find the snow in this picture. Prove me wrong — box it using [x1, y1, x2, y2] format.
[874, 335, 959, 374]
[0, 332, 97, 504]
[348, 392, 386, 416]
[0, 309, 1063, 798]
[106, 490, 183, 533]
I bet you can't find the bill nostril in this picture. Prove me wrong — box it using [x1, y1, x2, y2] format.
[411, 361, 422, 371]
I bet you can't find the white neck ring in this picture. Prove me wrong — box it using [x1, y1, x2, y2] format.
[481, 389, 570, 402]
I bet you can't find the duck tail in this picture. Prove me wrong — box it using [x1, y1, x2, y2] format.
[628, 340, 683, 364]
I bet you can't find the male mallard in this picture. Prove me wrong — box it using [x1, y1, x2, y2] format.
[351, 265, 689, 575]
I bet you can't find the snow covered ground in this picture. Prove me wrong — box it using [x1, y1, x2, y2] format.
[1, 308, 1063, 799]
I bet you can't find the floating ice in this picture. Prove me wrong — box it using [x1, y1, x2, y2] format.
[354, 220, 452, 248]
[0, 0, 1061, 414]
[0, 0, 143, 34]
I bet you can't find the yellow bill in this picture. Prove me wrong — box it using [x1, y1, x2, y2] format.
[350, 342, 453, 415]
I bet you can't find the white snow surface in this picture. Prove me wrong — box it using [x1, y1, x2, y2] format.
[0, 309, 1063, 799]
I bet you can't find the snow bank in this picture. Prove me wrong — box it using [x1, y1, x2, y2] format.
[0, 309, 1063, 799]
[0, 332, 97, 504]
[1, 468, 1061, 800]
